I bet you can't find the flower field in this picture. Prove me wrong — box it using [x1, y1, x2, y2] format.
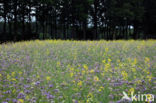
[0, 40, 156, 103]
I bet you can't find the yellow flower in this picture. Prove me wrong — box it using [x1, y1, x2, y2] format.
[77, 81, 82, 87]
[100, 86, 104, 89]
[46, 49, 50, 55]
[26, 96, 30, 100]
[46, 76, 51, 81]
[12, 72, 15, 76]
[98, 89, 102, 92]
[73, 80, 75, 83]
[57, 61, 61, 67]
[70, 72, 74, 77]
[94, 76, 99, 81]
[18, 99, 24, 103]
[98, 86, 104, 92]
[117, 59, 120, 63]
[108, 58, 112, 62]
[127, 58, 131, 62]
[136, 80, 141, 85]
[70, 67, 74, 71]
[73, 88, 78, 91]
[87, 99, 93, 103]
[101, 72, 105, 77]
[119, 63, 124, 68]
[146, 94, 153, 102]
[19, 72, 22, 75]
[133, 58, 137, 65]
[37, 75, 40, 78]
[137, 46, 141, 50]
[102, 60, 106, 64]
[67, 64, 71, 68]
[7, 74, 11, 80]
[87, 93, 93, 98]
[145, 57, 150, 67]
[145, 57, 150, 63]
[82, 70, 85, 74]
[0, 74, 2, 77]
[12, 78, 17, 81]
[134, 76, 136, 79]
[104, 63, 110, 72]
[83, 64, 88, 71]
[132, 68, 136, 72]
[121, 71, 128, 80]
[147, 75, 152, 82]
[129, 88, 135, 95]
[105, 48, 109, 52]
[89, 69, 94, 73]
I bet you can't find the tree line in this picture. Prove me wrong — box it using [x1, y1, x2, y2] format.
[0, 0, 156, 42]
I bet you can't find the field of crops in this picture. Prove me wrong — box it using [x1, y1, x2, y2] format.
[0, 40, 156, 103]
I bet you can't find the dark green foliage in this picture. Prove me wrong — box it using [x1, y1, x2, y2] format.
[0, 0, 155, 42]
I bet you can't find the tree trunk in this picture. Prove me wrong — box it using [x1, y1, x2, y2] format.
[63, 23, 66, 40]
[3, 16, 6, 35]
[22, 16, 25, 40]
[54, 10, 57, 39]
[8, 21, 12, 38]
[36, 21, 38, 35]
[50, 22, 53, 39]
[93, 0, 98, 40]
[28, 4, 32, 35]
[43, 22, 45, 39]
[3, 1, 7, 38]
[14, 2, 17, 41]
[83, 21, 87, 40]
[133, 21, 138, 39]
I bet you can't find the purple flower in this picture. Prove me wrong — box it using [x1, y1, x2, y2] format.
[17, 92, 25, 99]
[46, 94, 55, 99]
[6, 98, 10, 101]
[58, 96, 63, 99]
[74, 100, 78, 103]
[109, 101, 115, 103]
[53, 89, 59, 93]
[30, 97, 36, 103]
[12, 99, 17, 103]
[24, 85, 30, 88]
[35, 81, 40, 86]
[2, 102, 8, 103]
[43, 92, 48, 96]
[24, 89, 31, 94]
[40, 86, 45, 89]
[113, 82, 123, 87]
[49, 84, 54, 88]
[109, 94, 114, 99]
[95, 69, 100, 73]
[26, 78, 31, 83]
[4, 90, 11, 94]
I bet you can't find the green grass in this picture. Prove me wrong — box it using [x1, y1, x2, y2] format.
[0, 40, 156, 103]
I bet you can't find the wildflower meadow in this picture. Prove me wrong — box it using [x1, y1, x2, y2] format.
[0, 40, 156, 103]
